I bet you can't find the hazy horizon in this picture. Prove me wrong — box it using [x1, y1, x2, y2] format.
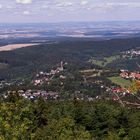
[1, 20, 140, 25]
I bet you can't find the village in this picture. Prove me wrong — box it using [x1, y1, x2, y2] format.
[120, 69, 140, 80]
[0, 61, 67, 89]
[122, 48, 140, 58]
[32, 61, 66, 86]
[80, 65, 140, 106]
[0, 60, 140, 107]
[0, 61, 66, 100]
[106, 69, 140, 101]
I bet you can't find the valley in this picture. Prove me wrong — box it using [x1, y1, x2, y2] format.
[0, 22, 140, 140]
[0, 33, 139, 108]
[1, 0, 140, 138]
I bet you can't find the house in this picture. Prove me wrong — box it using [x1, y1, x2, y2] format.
[130, 73, 140, 80]
[120, 70, 140, 80]
[112, 88, 124, 93]
[135, 73, 140, 80]
[120, 72, 129, 79]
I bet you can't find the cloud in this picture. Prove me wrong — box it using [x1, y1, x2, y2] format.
[81, 0, 88, 5]
[16, 0, 32, 4]
[106, 2, 140, 8]
[84, 2, 140, 12]
[0, 4, 2, 9]
[6, 5, 13, 9]
[1, 0, 140, 23]
[59, 2, 73, 7]
[23, 11, 30, 15]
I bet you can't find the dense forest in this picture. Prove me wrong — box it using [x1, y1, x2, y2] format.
[0, 95, 140, 140]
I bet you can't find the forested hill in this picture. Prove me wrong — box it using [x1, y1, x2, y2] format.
[0, 37, 140, 79]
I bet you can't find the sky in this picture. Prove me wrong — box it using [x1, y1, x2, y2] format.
[0, 0, 140, 23]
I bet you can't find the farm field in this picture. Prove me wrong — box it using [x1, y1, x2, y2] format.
[0, 43, 39, 52]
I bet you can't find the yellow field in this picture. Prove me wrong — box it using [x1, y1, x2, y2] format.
[0, 43, 39, 52]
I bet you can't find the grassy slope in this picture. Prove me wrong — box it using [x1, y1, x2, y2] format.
[108, 76, 131, 88]
[90, 55, 120, 67]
